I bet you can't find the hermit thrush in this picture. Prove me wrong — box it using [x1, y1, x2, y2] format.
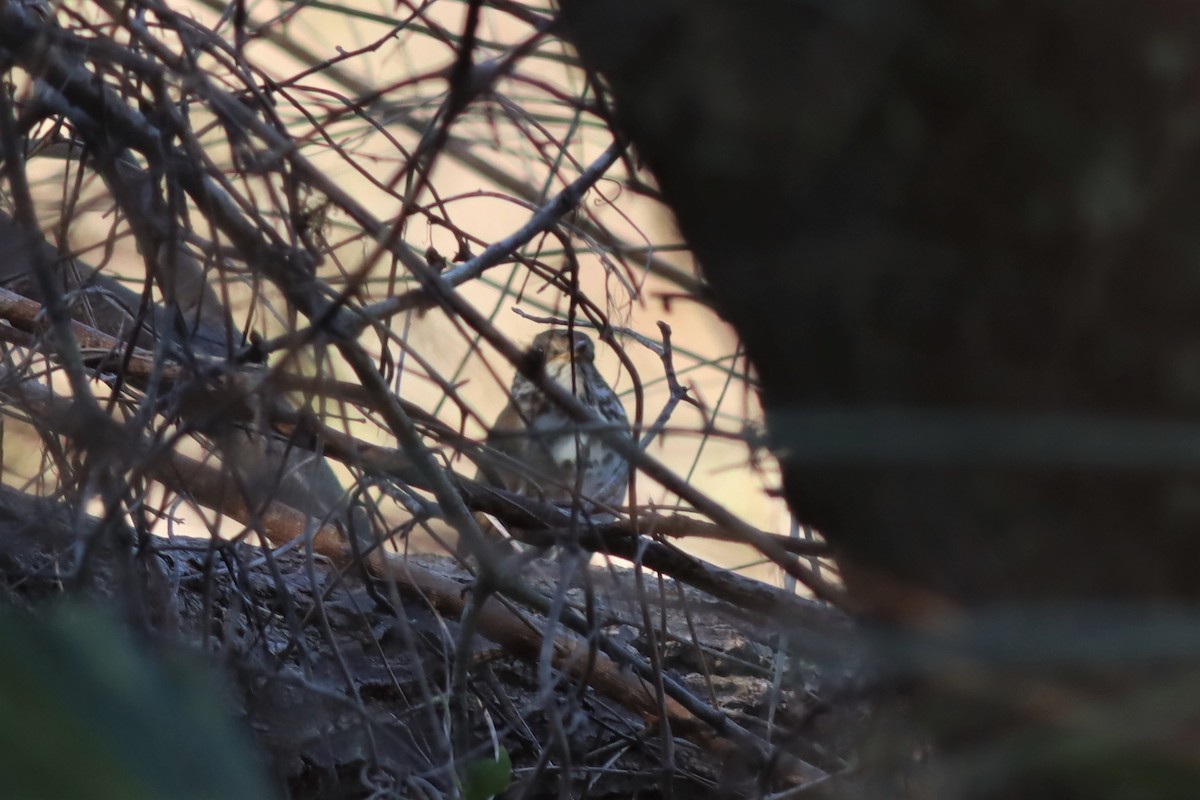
[467, 329, 631, 553]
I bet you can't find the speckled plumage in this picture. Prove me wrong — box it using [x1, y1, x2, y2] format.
[478, 329, 631, 515]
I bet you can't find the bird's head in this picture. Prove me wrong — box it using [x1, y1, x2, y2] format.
[529, 329, 595, 365]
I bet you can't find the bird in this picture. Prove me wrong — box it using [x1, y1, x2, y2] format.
[465, 328, 631, 554]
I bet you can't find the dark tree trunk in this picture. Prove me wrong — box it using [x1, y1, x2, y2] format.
[561, 2, 1200, 795]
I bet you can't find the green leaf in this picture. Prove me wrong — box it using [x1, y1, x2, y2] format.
[462, 747, 513, 800]
[0, 604, 274, 800]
